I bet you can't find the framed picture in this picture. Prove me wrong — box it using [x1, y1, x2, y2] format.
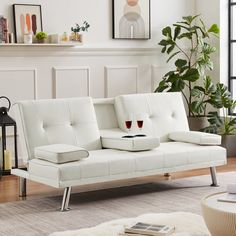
[112, 0, 150, 40]
[13, 4, 43, 43]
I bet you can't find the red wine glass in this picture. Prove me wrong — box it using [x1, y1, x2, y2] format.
[137, 120, 143, 131]
[125, 120, 132, 132]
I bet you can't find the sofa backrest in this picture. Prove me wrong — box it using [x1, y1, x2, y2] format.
[114, 92, 189, 142]
[93, 98, 119, 130]
[16, 97, 102, 160]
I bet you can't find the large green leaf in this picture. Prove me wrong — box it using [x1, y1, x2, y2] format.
[166, 74, 185, 92]
[204, 76, 216, 94]
[191, 87, 204, 97]
[177, 32, 193, 40]
[209, 83, 233, 109]
[167, 44, 175, 54]
[174, 26, 181, 40]
[190, 101, 204, 115]
[159, 39, 170, 46]
[162, 26, 172, 38]
[155, 80, 169, 92]
[182, 15, 200, 25]
[208, 24, 220, 35]
[175, 59, 187, 68]
[161, 46, 167, 53]
[202, 43, 216, 54]
[173, 23, 190, 31]
[168, 79, 185, 92]
[181, 68, 200, 82]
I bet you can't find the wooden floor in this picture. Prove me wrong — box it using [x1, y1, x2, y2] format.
[0, 157, 235, 204]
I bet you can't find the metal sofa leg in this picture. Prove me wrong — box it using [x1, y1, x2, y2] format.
[60, 187, 72, 212]
[19, 177, 27, 197]
[210, 167, 219, 187]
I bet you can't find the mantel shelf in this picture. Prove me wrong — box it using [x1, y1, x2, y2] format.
[0, 43, 82, 47]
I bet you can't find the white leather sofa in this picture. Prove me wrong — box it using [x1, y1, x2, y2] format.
[11, 93, 227, 211]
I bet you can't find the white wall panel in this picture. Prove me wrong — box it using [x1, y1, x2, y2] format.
[53, 67, 90, 98]
[105, 66, 138, 98]
[0, 68, 37, 103]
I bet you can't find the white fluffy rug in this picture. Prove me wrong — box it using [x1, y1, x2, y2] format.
[49, 212, 210, 236]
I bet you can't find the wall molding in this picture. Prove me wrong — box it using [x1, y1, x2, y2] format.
[53, 66, 90, 98]
[0, 46, 161, 57]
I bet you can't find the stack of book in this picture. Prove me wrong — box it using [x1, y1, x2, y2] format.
[217, 184, 236, 203]
[119, 222, 175, 236]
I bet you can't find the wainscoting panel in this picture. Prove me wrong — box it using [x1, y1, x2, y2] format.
[0, 68, 37, 103]
[0, 68, 37, 162]
[105, 65, 138, 98]
[53, 66, 90, 98]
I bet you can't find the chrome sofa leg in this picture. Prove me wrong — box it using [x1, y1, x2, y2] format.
[210, 167, 219, 187]
[60, 187, 72, 212]
[19, 177, 27, 197]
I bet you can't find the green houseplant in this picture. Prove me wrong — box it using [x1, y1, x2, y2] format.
[155, 15, 219, 129]
[35, 32, 48, 43]
[201, 83, 236, 156]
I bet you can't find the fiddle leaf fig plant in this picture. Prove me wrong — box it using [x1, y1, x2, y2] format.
[155, 15, 219, 117]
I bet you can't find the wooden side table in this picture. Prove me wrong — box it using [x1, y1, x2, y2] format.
[202, 192, 236, 236]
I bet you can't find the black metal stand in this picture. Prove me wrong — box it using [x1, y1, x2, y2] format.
[0, 96, 18, 177]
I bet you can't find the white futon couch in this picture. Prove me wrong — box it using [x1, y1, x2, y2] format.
[11, 93, 227, 211]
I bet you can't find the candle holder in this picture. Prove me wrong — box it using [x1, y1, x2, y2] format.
[0, 96, 18, 177]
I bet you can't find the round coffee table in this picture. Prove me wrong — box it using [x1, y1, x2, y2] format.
[202, 192, 236, 236]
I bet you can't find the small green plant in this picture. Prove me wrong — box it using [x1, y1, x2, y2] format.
[71, 21, 90, 33]
[36, 32, 48, 40]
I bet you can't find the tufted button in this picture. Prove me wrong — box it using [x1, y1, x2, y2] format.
[149, 114, 154, 119]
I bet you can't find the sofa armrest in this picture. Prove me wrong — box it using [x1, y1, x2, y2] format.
[100, 129, 160, 151]
[169, 131, 221, 145]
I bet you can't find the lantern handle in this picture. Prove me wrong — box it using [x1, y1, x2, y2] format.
[0, 96, 11, 112]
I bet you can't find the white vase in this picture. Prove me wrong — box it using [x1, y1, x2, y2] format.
[23, 33, 33, 44]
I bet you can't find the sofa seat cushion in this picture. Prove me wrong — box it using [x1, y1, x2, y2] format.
[100, 129, 160, 151]
[28, 142, 226, 188]
[35, 144, 89, 164]
[169, 131, 221, 145]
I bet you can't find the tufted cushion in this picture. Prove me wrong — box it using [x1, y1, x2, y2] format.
[169, 131, 221, 145]
[35, 144, 89, 164]
[17, 97, 102, 160]
[114, 93, 189, 142]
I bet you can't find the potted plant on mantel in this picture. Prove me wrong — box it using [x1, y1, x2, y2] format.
[71, 21, 90, 43]
[35, 31, 48, 43]
[201, 83, 236, 157]
[155, 15, 219, 130]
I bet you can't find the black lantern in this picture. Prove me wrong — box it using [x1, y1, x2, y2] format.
[0, 96, 18, 176]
